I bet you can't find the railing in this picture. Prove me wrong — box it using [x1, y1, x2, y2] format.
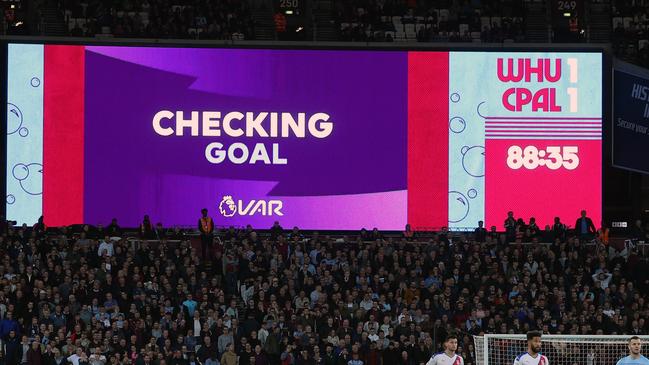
[39, 21, 63, 36]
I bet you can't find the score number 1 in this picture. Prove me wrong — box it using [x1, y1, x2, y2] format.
[567, 58, 578, 112]
[507, 146, 579, 170]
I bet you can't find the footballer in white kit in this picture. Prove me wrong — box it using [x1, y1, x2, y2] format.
[514, 331, 549, 365]
[426, 334, 464, 365]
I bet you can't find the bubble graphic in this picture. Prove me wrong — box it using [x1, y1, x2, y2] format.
[6, 194, 15, 205]
[477, 101, 487, 118]
[7, 103, 23, 135]
[460, 145, 485, 178]
[450, 93, 461, 103]
[12, 163, 43, 195]
[449, 189, 479, 224]
[12, 163, 29, 181]
[449, 191, 470, 223]
[30, 77, 41, 87]
[449, 117, 466, 133]
[19, 127, 29, 137]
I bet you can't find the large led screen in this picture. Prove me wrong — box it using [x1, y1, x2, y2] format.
[5, 44, 602, 230]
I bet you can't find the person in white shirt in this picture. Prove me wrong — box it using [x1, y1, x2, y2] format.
[89, 347, 107, 365]
[426, 334, 464, 365]
[67, 348, 85, 365]
[363, 314, 379, 333]
[97, 237, 114, 257]
[513, 331, 549, 365]
[258, 322, 269, 346]
[367, 329, 379, 343]
[592, 271, 613, 289]
[359, 294, 374, 311]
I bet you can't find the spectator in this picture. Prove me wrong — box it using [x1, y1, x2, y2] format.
[88, 348, 106, 365]
[523, 255, 539, 275]
[593, 270, 613, 289]
[97, 236, 114, 257]
[474, 221, 487, 242]
[198, 208, 215, 260]
[20, 335, 30, 365]
[27, 341, 42, 365]
[220, 344, 238, 365]
[403, 224, 415, 239]
[140, 215, 154, 239]
[630, 219, 647, 240]
[68, 348, 85, 365]
[575, 210, 597, 241]
[1, 312, 20, 339]
[106, 218, 122, 237]
[182, 294, 198, 318]
[504, 211, 516, 241]
[280, 344, 295, 365]
[553, 217, 566, 241]
[197, 336, 219, 365]
[270, 221, 283, 240]
[6, 330, 21, 365]
[348, 351, 363, 365]
[218, 328, 234, 355]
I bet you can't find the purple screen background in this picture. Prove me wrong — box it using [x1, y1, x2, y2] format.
[83, 47, 408, 229]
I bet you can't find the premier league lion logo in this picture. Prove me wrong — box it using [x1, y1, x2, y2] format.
[219, 196, 237, 217]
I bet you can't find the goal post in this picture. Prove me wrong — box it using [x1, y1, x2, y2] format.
[474, 334, 649, 365]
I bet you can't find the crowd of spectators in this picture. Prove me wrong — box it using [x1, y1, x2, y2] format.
[51, 0, 529, 43]
[612, 0, 649, 68]
[0, 209, 647, 365]
[45, 0, 649, 65]
[25, 0, 649, 70]
[60, 0, 254, 39]
[334, 0, 525, 43]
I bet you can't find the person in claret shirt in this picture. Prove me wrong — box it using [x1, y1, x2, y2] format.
[276, 235, 289, 260]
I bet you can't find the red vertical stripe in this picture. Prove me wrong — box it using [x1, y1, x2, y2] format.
[407, 52, 449, 230]
[43, 45, 85, 226]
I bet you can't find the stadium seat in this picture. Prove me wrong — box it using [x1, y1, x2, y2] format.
[405, 23, 415, 33]
[481, 16, 491, 29]
[440, 9, 450, 21]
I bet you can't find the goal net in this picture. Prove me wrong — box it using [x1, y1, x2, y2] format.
[474, 334, 649, 365]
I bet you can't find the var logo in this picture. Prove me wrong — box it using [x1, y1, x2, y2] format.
[218, 195, 284, 217]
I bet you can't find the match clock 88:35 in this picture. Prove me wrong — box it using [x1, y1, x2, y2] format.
[507, 145, 579, 170]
